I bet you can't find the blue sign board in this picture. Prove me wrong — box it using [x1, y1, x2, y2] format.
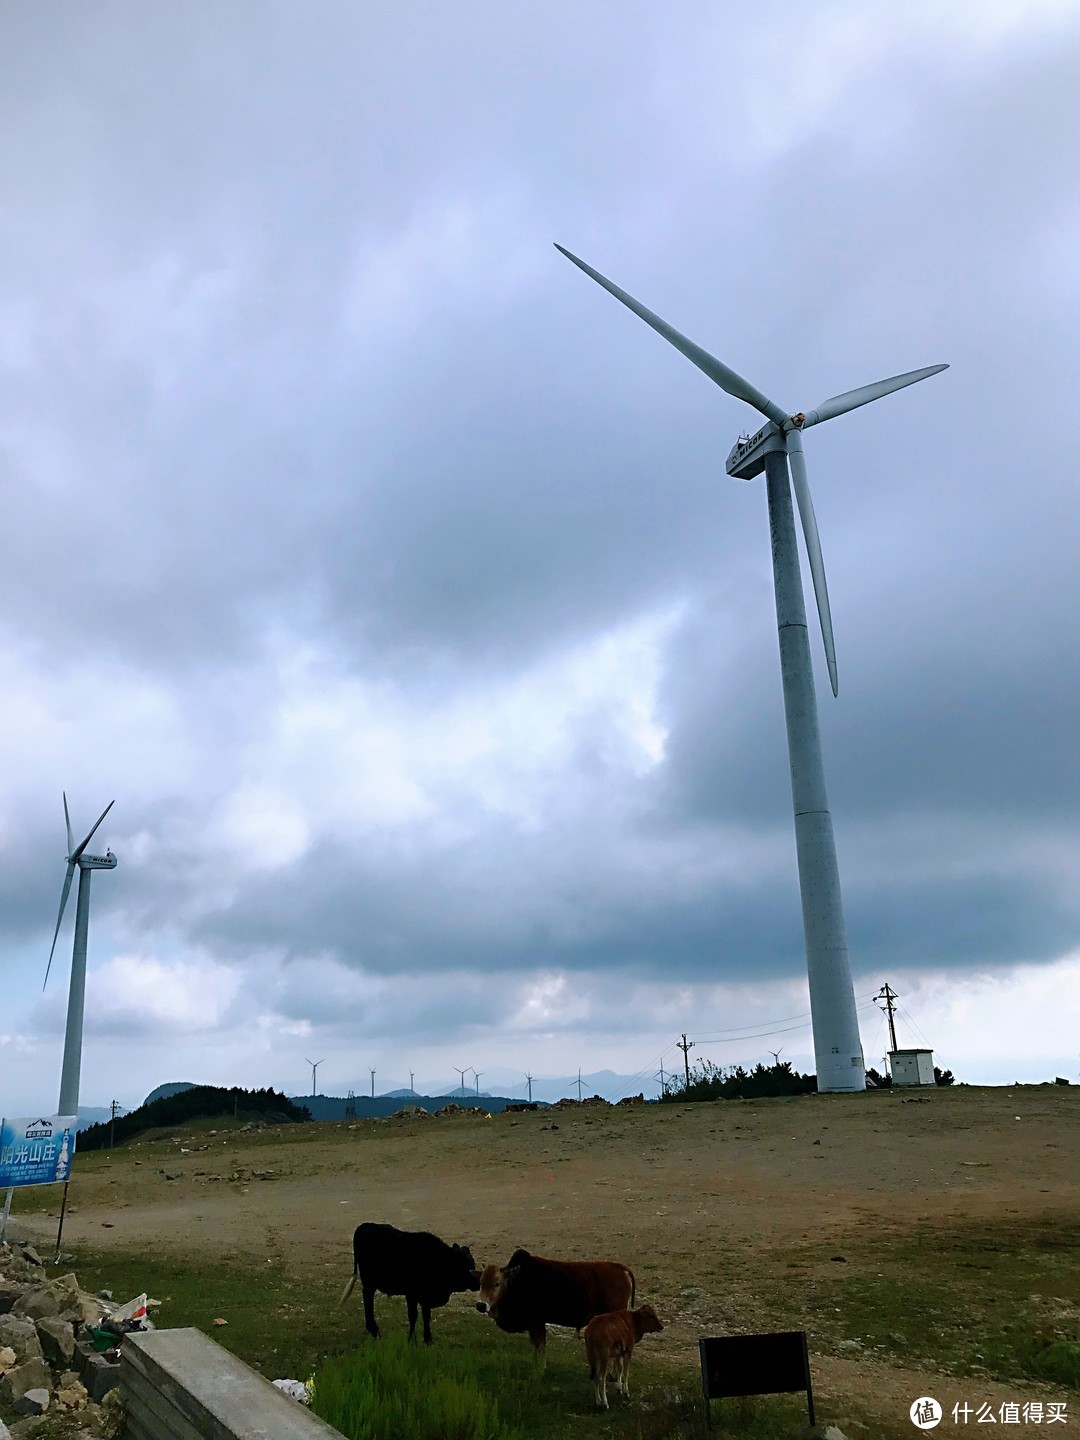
[0, 1115, 77, 1188]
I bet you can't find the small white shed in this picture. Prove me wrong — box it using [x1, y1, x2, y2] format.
[888, 1048, 935, 1086]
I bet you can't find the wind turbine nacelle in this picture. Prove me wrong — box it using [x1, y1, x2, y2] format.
[725, 420, 787, 481]
[79, 850, 117, 871]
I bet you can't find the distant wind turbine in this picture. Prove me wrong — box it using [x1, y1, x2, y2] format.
[473, 1070, 484, 1096]
[305, 1058, 324, 1097]
[454, 1067, 469, 1096]
[557, 245, 948, 1092]
[44, 794, 117, 1117]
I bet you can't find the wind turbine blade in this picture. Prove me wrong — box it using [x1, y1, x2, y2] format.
[801, 364, 948, 428]
[555, 245, 789, 426]
[787, 432, 838, 698]
[63, 792, 74, 857]
[72, 799, 115, 862]
[44, 862, 76, 990]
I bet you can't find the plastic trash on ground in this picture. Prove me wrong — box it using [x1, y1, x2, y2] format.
[107, 1292, 148, 1324]
[272, 1379, 312, 1405]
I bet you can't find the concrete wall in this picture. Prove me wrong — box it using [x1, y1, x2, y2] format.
[122, 1327, 346, 1440]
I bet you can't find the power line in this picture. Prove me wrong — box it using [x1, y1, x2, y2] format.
[608, 1041, 683, 1102]
[894, 1000, 933, 1048]
[893, 1000, 950, 1071]
[685, 992, 879, 1043]
[610, 988, 888, 1105]
[691, 1018, 815, 1044]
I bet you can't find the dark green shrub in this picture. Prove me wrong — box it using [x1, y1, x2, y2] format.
[661, 1059, 816, 1102]
[1027, 1340, 1080, 1387]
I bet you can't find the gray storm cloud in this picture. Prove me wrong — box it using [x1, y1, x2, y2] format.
[1, 1, 1078, 1109]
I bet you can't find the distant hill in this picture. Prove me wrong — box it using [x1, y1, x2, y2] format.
[143, 1081, 199, 1107]
[291, 1093, 548, 1121]
[367, 1070, 660, 1104]
[75, 1107, 114, 1133]
[79, 1085, 309, 1150]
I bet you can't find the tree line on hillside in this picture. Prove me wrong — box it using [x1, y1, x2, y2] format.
[660, 1059, 817, 1101]
[662, 1058, 958, 1101]
[865, 1065, 955, 1087]
[78, 1085, 310, 1150]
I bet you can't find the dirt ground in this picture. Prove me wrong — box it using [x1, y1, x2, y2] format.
[13, 1084, 1079, 1435]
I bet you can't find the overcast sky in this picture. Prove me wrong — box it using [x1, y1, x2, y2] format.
[2, 0, 1079, 1115]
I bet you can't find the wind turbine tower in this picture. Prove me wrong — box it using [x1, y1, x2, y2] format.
[305, 1058, 324, 1097]
[558, 245, 948, 1092]
[44, 795, 117, 1117]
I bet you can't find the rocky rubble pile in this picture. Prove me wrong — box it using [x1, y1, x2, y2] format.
[0, 1241, 124, 1439]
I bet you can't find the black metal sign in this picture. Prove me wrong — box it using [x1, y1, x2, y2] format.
[699, 1331, 814, 1426]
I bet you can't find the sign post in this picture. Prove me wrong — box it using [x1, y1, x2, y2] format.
[699, 1331, 815, 1427]
[0, 1116, 77, 1251]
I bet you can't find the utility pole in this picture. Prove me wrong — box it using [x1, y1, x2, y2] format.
[576, 1068, 583, 1101]
[655, 1061, 667, 1096]
[109, 1099, 121, 1150]
[454, 1067, 468, 1096]
[369, 1068, 376, 1099]
[677, 1034, 695, 1089]
[875, 984, 900, 1057]
[524, 1073, 533, 1102]
[305, 1058, 324, 1098]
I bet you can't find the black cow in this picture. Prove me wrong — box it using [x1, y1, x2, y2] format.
[341, 1221, 480, 1344]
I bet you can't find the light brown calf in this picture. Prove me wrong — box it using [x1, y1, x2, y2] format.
[582, 1303, 664, 1408]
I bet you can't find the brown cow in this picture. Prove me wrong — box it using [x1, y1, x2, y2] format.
[583, 1304, 664, 1408]
[475, 1247, 635, 1354]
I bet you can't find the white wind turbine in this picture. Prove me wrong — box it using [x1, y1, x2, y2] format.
[557, 245, 948, 1093]
[44, 794, 118, 1116]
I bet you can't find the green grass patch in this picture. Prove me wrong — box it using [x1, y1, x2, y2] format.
[313, 1328, 809, 1440]
[66, 1244, 349, 1380]
[311, 1333, 538, 1440]
[789, 1219, 1080, 1391]
[62, 1244, 809, 1438]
